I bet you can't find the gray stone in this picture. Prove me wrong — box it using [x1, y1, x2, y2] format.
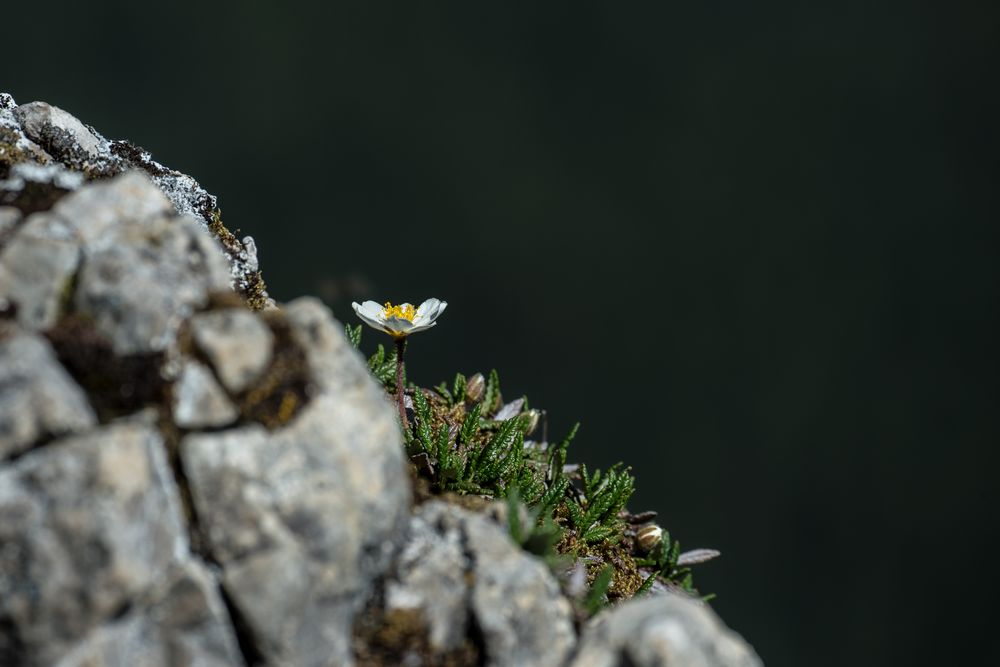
[190, 309, 274, 393]
[570, 595, 763, 667]
[75, 214, 232, 354]
[1, 93, 269, 306]
[0, 105, 53, 168]
[48, 170, 173, 248]
[0, 213, 80, 330]
[56, 560, 245, 667]
[172, 360, 239, 429]
[0, 162, 83, 211]
[0, 332, 96, 460]
[0, 420, 187, 666]
[0, 206, 19, 236]
[385, 504, 471, 651]
[284, 296, 376, 395]
[385, 502, 576, 667]
[13, 101, 108, 165]
[181, 298, 410, 667]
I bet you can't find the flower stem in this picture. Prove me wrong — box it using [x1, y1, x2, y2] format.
[394, 337, 408, 429]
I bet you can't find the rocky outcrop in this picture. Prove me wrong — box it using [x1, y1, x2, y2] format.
[0, 93, 761, 666]
[0, 93, 267, 309]
[570, 596, 762, 667]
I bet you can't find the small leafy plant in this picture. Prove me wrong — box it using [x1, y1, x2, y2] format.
[347, 315, 717, 615]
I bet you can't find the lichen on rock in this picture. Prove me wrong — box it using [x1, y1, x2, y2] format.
[0, 93, 269, 307]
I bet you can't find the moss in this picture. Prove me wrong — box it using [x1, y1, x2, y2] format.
[232, 309, 310, 428]
[0, 127, 35, 180]
[0, 127, 74, 214]
[176, 302, 310, 430]
[45, 314, 166, 422]
[557, 526, 644, 601]
[207, 208, 271, 312]
[353, 606, 481, 667]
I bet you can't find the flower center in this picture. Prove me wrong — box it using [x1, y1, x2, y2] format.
[382, 302, 415, 322]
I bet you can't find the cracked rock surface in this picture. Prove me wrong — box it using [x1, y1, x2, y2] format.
[0, 92, 761, 667]
[570, 595, 763, 667]
[385, 501, 576, 667]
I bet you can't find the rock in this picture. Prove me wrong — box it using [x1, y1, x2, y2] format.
[0, 102, 52, 180]
[13, 101, 108, 167]
[181, 298, 410, 666]
[0, 213, 80, 330]
[0, 206, 19, 236]
[0, 93, 269, 306]
[570, 595, 762, 667]
[385, 504, 474, 652]
[47, 169, 173, 247]
[384, 502, 576, 667]
[0, 332, 96, 460]
[0, 419, 187, 666]
[0, 162, 83, 213]
[172, 360, 238, 429]
[75, 213, 232, 354]
[190, 308, 274, 393]
[284, 296, 375, 395]
[55, 560, 245, 667]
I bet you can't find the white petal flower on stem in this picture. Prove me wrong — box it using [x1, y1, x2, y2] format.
[352, 298, 447, 339]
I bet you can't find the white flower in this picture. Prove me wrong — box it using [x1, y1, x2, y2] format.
[351, 298, 447, 339]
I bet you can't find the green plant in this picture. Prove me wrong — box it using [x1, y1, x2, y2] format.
[345, 321, 716, 615]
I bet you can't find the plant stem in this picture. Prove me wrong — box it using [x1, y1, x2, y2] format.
[395, 337, 408, 429]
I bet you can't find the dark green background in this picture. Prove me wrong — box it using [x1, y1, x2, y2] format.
[6, 1, 998, 664]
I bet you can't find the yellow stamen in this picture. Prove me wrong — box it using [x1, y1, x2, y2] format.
[382, 301, 416, 322]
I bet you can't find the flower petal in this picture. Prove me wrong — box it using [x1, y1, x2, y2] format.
[404, 321, 437, 334]
[414, 298, 447, 325]
[383, 316, 416, 334]
[353, 301, 387, 332]
[357, 300, 386, 321]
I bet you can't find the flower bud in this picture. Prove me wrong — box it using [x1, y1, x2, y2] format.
[524, 409, 541, 436]
[636, 524, 663, 552]
[465, 373, 485, 402]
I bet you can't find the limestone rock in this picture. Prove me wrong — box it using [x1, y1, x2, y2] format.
[47, 169, 173, 247]
[55, 560, 245, 667]
[181, 298, 410, 666]
[0, 162, 83, 213]
[284, 296, 374, 395]
[0, 213, 80, 330]
[385, 502, 576, 667]
[13, 101, 108, 167]
[75, 213, 231, 354]
[0, 206, 18, 235]
[0, 331, 96, 460]
[385, 504, 474, 652]
[190, 308, 274, 393]
[172, 360, 239, 429]
[0, 420, 187, 666]
[0, 92, 268, 305]
[570, 595, 762, 667]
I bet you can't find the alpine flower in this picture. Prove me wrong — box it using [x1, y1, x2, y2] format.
[351, 298, 447, 429]
[351, 298, 447, 339]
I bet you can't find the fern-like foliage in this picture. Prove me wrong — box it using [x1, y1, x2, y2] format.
[345, 323, 362, 349]
[504, 488, 563, 562]
[633, 529, 709, 598]
[566, 463, 635, 544]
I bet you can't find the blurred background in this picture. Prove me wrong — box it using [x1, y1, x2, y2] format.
[5, 1, 998, 664]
